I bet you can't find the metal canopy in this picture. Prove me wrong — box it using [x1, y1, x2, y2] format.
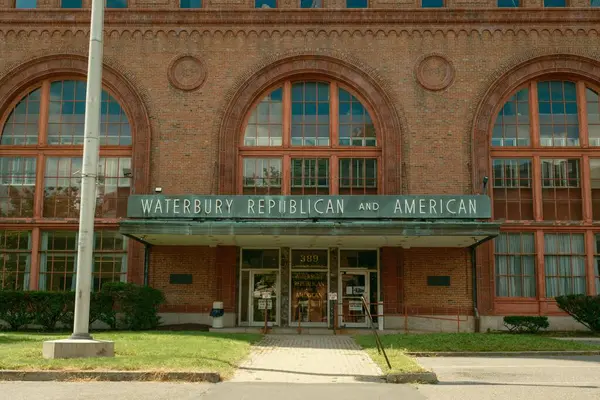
[119, 219, 501, 248]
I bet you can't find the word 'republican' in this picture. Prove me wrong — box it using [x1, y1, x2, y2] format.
[131, 195, 487, 219]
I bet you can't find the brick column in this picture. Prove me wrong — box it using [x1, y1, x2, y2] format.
[380, 247, 402, 315]
[216, 246, 238, 313]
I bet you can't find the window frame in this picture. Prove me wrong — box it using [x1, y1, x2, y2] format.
[494, 232, 537, 298]
[238, 79, 382, 195]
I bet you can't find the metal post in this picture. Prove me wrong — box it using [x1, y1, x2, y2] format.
[70, 0, 105, 340]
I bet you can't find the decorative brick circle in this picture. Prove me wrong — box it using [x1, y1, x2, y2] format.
[415, 54, 455, 91]
[168, 55, 207, 91]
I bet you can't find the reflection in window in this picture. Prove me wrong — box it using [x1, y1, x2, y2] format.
[243, 158, 282, 195]
[300, 0, 322, 7]
[346, 0, 367, 7]
[589, 159, 600, 220]
[544, 0, 566, 6]
[48, 81, 131, 146]
[544, 233, 586, 297]
[291, 82, 330, 146]
[0, 230, 31, 290]
[0, 157, 36, 218]
[291, 158, 329, 195]
[587, 88, 600, 146]
[339, 89, 376, 146]
[422, 0, 443, 7]
[15, 0, 36, 7]
[255, 0, 276, 7]
[39, 230, 127, 291]
[43, 157, 131, 218]
[541, 159, 582, 220]
[244, 88, 283, 146]
[61, 0, 82, 7]
[492, 159, 533, 220]
[106, 0, 127, 7]
[339, 158, 377, 195]
[1, 88, 41, 145]
[180, 0, 201, 7]
[495, 233, 536, 297]
[241, 249, 279, 269]
[492, 88, 529, 147]
[538, 81, 579, 146]
[497, 0, 519, 6]
[339, 250, 377, 270]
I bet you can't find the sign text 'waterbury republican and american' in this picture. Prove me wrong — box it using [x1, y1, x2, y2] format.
[127, 195, 491, 219]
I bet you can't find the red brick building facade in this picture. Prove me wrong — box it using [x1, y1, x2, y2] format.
[1, 1, 600, 331]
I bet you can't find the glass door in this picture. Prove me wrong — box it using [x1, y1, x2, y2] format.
[290, 249, 329, 326]
[250, 271, 278, 326]
[340, 272, 369, 327]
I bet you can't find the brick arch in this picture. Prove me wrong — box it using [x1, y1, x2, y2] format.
[0, 54, 151, 195]
[471, 54, 600, 191]
[218, 54, 405, 195]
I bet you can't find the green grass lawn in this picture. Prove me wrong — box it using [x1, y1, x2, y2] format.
[353, 336, 425, 374]
[0, 331, 262, 378]
[356, 333, 600, 354]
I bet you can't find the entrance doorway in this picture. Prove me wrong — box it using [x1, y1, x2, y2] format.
[239, 249, 280, 327]
[290, 249, 329, 327]
[338, 249, 379, 328]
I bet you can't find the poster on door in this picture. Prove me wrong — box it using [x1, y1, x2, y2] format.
[348, 300, 362, 311]
[258, 299, 273, 310]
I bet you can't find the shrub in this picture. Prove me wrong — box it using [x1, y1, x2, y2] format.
[503, 316, 549, 333]
[101, 282, 165, 330]
[555, 294, 600, 333]
[29, 292, 72, 331]
[0, 283, 165, 331]
[0, 291, 34, 330]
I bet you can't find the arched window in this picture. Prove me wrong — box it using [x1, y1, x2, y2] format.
[240, 80, 380, 195]
[490, 79, 600, 299]
[0, 79, 131, 291]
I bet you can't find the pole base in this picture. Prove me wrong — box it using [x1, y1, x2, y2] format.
[42, 339, 114, 359]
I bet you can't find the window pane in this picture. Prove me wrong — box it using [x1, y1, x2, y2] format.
[497, 0, 519, 6]
[255, 0, 276, 6]
[494, 232, 536, 297]
[492, 159, 533, 220]
[300, 0, 322, 7]
[339, 158, 377, 195]
[338, 88, 376, 147]
[593, 0, 600, 7]
[241, 249, 279, 269]
[541, 159, 582, 220]
[44, 157, 130, 218]
[48, 81, 131, 146]
[1, 88, 40, 145]
[544, 233, 586, 297]
[0, 157, 36, 218]
[61, 0, 82, 7]
[587, 88, 600, 146]
[290, 158, 329, 195]
[590, 159, 600, 220]
[291, 82, 330, 146]
[242, 158, 282, 195]
[106, 0, 127, 7]
[15, 0, 36, 7]
[346, 0, 367, 7]
[492, 88, 530, 147]
[0, 230, 31, 290]
[340, 250, 377, 270]
[544, 0, 566, 5]
[538, 81, 579, 146]
[180, 0, 201, 6]
[243, 88, 283, 147]
[422, 0, 443, 6]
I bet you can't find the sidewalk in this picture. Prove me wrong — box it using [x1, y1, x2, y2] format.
[230, 335, 384, 384]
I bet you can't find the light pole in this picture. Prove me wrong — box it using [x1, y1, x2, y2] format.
[43, 0, 114, 358]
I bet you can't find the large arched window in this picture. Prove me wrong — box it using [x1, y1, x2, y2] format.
[0, 79, 131, 291]
[490, 79, 600, 300]
[240, 80, 380, 195]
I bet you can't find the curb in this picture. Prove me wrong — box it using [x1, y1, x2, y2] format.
[0, 370, 221, 383]
[406, 350, 600, 357]
[385, 371, 438, 384]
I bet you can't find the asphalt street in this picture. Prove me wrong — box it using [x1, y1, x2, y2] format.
[2, 355, 599, 400]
